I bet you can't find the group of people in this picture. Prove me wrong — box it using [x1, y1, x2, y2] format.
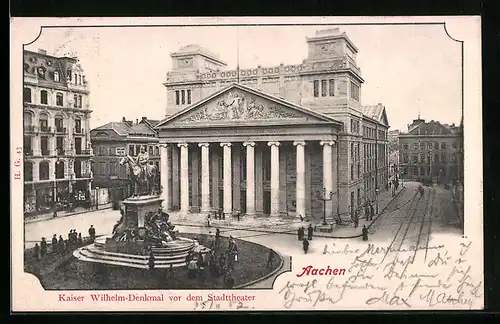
[298, 224, 314, 254]
[32, 225, 97, 260]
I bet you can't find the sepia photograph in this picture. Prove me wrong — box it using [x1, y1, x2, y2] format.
[11, 16, 482, 311]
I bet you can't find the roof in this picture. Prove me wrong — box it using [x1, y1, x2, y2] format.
[92, 122, 132, 136]
[361, 104, 389, 126]
[155, 82, 344, 129]
[406, 120, 454, 136]
[129, 123, 155, 135]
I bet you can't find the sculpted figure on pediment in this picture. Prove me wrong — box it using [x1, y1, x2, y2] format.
[179, 91, 303, 123]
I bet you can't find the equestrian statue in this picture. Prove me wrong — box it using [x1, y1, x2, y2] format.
[119, 146, 159, 197]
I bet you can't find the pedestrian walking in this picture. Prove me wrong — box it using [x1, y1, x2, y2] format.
[51, 234, 58, 253]
[267, 249, 275, 268]
[33, 243, 40, 260]
[206, 214, 211, 228]
[297, 227, 304, 241]
[77, 233, 83, 246]
[370, 204, 375, 221]
[354, 216, 359, 229]
[307, 224, 314, 240]
[148, 251, 155, 270]
[362, 225, 369, 241]
[302, 238, 309, 254]
[88, 225, 96, 242]
[58, 235, 65, 251]
[40, 237, 47, 257]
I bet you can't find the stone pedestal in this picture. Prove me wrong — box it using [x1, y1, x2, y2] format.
[315, 224, 335, 233]
[122, 195, 163, 228]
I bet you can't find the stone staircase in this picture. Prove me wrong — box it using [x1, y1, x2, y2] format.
[73, 237, 202, 269]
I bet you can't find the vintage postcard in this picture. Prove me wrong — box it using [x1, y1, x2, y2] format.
[10, 16, 483, 312]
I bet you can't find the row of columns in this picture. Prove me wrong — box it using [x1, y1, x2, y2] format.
[160, 140, 337, 218]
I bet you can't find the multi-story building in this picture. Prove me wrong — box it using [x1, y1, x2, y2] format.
[23, 49, 93, 216]
[388, 129, 400, 179]
[398, 117, 461, 184]
[155, 28, 390, 223]
[90, 117, 161, 202]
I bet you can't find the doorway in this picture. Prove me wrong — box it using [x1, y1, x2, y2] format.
[263, 190, 271, 215]
[240, 190, 246, 214]
[219, 189, 224, 210]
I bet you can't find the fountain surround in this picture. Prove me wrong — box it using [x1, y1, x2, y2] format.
[74, 195, 207, 269]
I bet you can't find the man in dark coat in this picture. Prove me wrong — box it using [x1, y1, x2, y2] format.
[51, 234, 58, 253]
[88, 225, 96, 242]
[307, 224, 314, 240]
[362, 225, 369, 241]
[58, 235, 65, 251]
[148, 251, 155, 270]
[33, 243, 40, 260]
[40, 237, 47, 257]
[369, 204, 375, 221]
[302, 238, 309, 254]
[215, 228, 221, 250]
[297, 227, 304, 241]
[267, 249, 275, 269]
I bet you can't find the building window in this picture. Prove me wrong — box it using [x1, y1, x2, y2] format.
[321, 80, 327, 97]
[350, 82, 360, 101]
[55, 116, 64, 132]
[129, 145, 135, 156]
[24, 162, 33, 181]
[402, 144, 409, 150]
[434, 154, 439, 162]
[23, 88, 31, 103]
[110, 162, 116, 175]
[428, 142, 433, 149]
[56, 137, 64, 154]
[56, 92, 63, 106]
[420, 166, 425, 176]
[78, 75, 82, 85]
[181, 90, 186, 104]
[74, 119, 82, 133]
[263, 156, 271, 181]
[99, 162, 106, 175]
[175, 90, 180, 105]
[54, 71, 60, 82]
[240, 154, 247, 181]
[313, 80, 319, 97]
[78, 95, 82, 108]
[39, 113, 49, 132]
[99, 146, 107, 156]
[441, 142, 446, 150]
[419, 154, 425, 163]
[109, 147, 115, 156]
[357, 163, 360, 178]
[412, 155, 418, 163]
[187, 90, 192, 105]
[420, 143, 425, 150]
[413, 143, 419, 150]
[148, 146, 153, 155]
[155, 146, 159, 156]
[329, 79, 335, 96]
[40, 90, 48, 104]
[39, 161, 50, 180]
[441, 153, 447, 163]
[403, 154, 409, 163]
[434, 142, 439, 150]
[413, 166, 419, 176]
[351, 164, 354, 180]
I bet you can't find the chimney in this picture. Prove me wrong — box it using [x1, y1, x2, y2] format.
[122, 117, 126, 122]
[142, 117, 147, 121]
[38, 49, 47, 55]
[136, 119, 139, 125]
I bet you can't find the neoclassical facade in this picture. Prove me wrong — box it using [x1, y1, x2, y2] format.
[156, 28, 390, 222]
[23, 49, 93, 215]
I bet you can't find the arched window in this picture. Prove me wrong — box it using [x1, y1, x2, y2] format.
[23, 88, 31, 103]
[55, 160, 65, 179]
[39, 161, 50, 180]
[40, 90, 48, 105]
[56, 92, 63, 106]
[55, 115, 64, 133]
[54, 71, 60, 82]
[73, 94, 78, 108]
[39, 112, 48, 131]
[24, 111, 33, 128]
[24, 162, 33, 181]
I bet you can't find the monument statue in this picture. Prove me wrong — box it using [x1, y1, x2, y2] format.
[119, 146, 159, 197]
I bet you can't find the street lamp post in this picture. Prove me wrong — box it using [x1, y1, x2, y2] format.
[95, 186, 100, 210]
[317, 188, 335, 226]
[375, 188, 380, 214]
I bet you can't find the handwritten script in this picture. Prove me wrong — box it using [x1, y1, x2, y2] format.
[278, 241, 482, 310]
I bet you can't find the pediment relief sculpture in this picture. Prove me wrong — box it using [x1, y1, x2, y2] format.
[179, 91, 304, 123]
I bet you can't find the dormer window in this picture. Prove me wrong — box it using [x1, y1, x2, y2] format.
[37, 66, 46, 79]
[54, 71, 60, 82]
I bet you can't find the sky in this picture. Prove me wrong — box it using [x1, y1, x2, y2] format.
[25, 24, 462, 132]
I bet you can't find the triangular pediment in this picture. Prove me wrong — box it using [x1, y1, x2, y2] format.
[156, 83, 340, 128]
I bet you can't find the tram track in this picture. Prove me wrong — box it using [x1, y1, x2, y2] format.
[414, 187, 436, 262]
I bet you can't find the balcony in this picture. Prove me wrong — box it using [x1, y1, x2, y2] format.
[78, 172, 92, 179]
[75, 149, 92, 156]
[41, 149, 50, 156]
[24, 125, 37, 133]
[39, 126, 52, 134]
[55, 127, 67, 134]
[74, 128, 83, 134]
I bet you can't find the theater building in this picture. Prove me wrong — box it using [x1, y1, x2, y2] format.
[155, 28, 390, 222]
[23, 49, 93, 216]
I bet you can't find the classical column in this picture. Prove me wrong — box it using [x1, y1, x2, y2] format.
[293, 141, 306, 219]
[220, 142, 232, 216]
[198, 143, 211, 213]
[243, 141, 255, 216]
[268, 141, 280, 217]
[160, 143, 170, 210]
[178, 143, 189, 213]
[320, 140, 336, 219]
